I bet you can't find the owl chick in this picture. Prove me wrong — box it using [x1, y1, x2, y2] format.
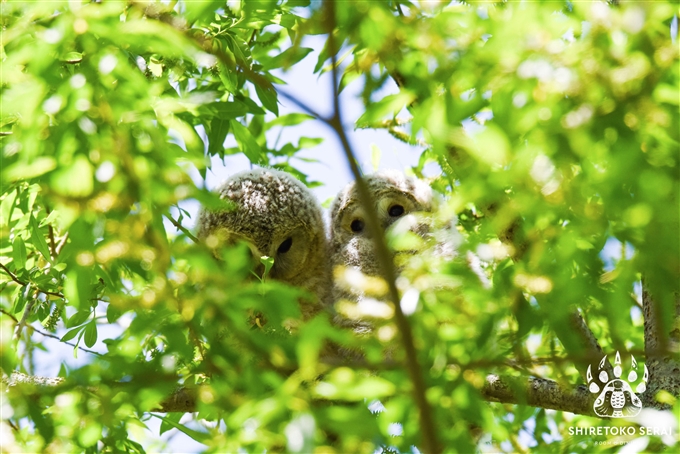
[329, 170, 435, 311]
[197, 168, 331, 316]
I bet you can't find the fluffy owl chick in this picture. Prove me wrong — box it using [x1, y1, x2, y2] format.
[197, 168, 331, 315]
[329, 170, 435, 309]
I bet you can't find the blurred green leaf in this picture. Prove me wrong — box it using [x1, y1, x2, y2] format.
[12, 236, 27, 270]
[4, 158, 56, 182]
[49, 156, 93, 198]
[267, 113, 316, 127]
[356, 92, 416, 128]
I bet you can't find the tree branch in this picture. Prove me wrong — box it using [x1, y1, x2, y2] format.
[1, 372, 196, 413]
[165, 213, 199, 243]
[320, 3, 439, 452]
[0, 262, 65, 299]
[1, 308, 103, 356]
[482, 374, 595, 416]
[0, 371, 599, 417]
[0, 308, 19, 323]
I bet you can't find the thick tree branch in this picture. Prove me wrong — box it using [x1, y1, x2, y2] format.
[1, 372, 196, 413]
[1, 371, 600, 417]
[482, 374, 595, 416]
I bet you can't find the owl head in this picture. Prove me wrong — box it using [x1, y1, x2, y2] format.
[197, 168, 330, 311]
[329, 170, 434, 278]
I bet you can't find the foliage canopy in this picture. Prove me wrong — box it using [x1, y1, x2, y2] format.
[1, 1, 678, 452]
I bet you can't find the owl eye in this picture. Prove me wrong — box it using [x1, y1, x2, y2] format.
[350, 219, 364, 233]
[388, 204, 405, 217]
[277, 237, 293, 253]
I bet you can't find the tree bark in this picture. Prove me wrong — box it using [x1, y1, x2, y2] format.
[3, 371, 602, 417]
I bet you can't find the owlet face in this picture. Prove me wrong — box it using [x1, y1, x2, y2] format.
[197, 168, 330, 309]
[329, 170, 434, 278]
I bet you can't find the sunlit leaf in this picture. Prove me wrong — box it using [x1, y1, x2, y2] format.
[29, 215, 52, 262]
[12, 236, 26, 270]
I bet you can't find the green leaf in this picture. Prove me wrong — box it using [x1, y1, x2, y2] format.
[159, 412, 183, 435]
[151, 414, 211, 444]
[183, 0, 223, 24]
[298, 137, 323, 149]
[230, 120, 265, 164]
[260, 255, 275, 281]
[464, 124, 510, 168]
[356, 92, 416, 128]
[84, 321, 98, 348]
[61, 326, 84, 343]
[63, 268, 94, 310]
[67, 310, 91, 328]
[653, 84, 679, 106]
[49, 155, 94, 197]
[30, 215, 52, 262]
[0, 189, 18, 227]
[12, 285, 29, 314]
[4, 157, 56, 181]
[267, 113, 315, 127]
[106, 304, 123, 324]
[313, 368, 396, 401]
[28, 400, 54, 444]
[218, 62, 238, 93]
[200, 101, 248, 119]
[12, 236, 27, 270]
[265, 46, 313, 70]
[254, 81, 279, 115]
[235, 95, 266, 115]
[61, 52, 82, 64]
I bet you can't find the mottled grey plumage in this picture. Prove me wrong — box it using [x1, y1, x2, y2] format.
[197, 168, 330, 316]
[329, 170, 434, 308]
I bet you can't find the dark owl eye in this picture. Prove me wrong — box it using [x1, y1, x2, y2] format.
[277, 237, 293, 253]
[350, 219, 364, 233]
[388, 205, 405, 217]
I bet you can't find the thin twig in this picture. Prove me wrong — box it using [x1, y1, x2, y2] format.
[277, 89, 327, 121]
[27, 324, 103, 356]
[45, 207, 57, 259]
[165, 214, 199, 243]
[1, 307, 102, 356]
[0, 262, 65, 298]
[0, 263, 27, 287]
[54, 232, 69, 257]
[0, 308, 19, 323]
[323, 3, 439, 452]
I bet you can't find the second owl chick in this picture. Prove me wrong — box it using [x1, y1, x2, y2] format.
[197, 168, 331, 316]
[329, 170, 435, 310]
